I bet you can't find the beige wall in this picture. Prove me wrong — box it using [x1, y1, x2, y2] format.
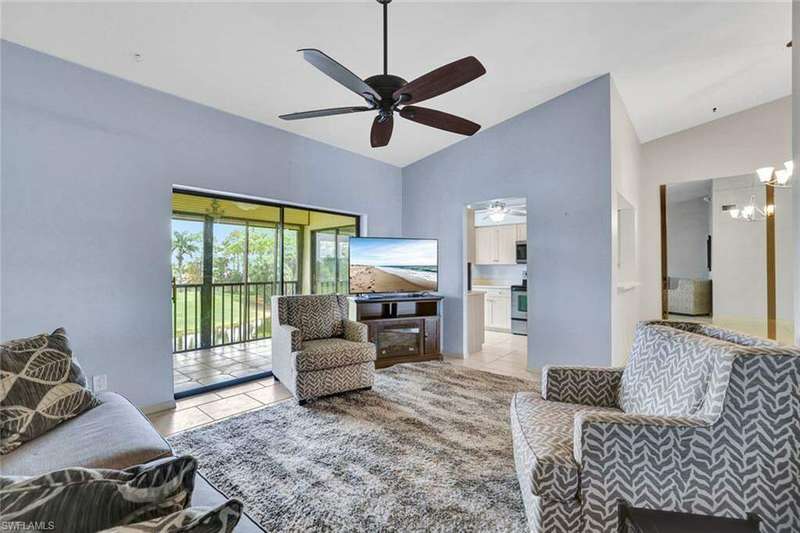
[794, 0, 800, 344]
[640, 96, 792, 325]
[610, 80, 642, 364]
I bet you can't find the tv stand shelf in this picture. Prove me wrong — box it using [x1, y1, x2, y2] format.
[349, 295, 443, 369]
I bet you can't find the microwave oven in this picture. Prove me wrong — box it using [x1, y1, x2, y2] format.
[515, 241, 526, 264]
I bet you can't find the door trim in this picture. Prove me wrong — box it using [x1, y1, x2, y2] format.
[659, 185, 668, 319]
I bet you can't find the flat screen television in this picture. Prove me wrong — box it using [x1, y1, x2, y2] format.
[349, 237, 438, 294]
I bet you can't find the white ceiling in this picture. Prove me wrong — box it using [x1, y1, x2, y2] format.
[1, 2, 791, 167]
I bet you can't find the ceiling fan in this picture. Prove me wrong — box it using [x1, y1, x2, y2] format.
[279, 0, 486, 148]
[486, 201, 526, 222]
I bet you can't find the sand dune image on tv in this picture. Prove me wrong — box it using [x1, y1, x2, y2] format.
[349, 238, 438, 294]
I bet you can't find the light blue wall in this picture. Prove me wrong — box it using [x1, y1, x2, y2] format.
[0, 41, 403, 409]
[1, 40, 616, 406]
[402, 77, 613, 368]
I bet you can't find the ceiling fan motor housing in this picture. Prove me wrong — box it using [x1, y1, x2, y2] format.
[365, 74, 407, 115]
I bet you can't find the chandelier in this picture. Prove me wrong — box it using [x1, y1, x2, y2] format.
[756, 160, 793, 188]
[726, 161, 792, 222]
[726, 193, 774, 222]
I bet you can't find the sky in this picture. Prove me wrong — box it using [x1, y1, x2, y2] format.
[350, 238, 437, 267]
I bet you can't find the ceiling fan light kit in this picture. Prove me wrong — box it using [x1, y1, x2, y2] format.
[279, 0, 486, 148]
[486, 201, 527, 223]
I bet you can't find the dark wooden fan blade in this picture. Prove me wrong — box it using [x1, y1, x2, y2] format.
[393, 56, 486, 105]
[399, 106, 481, 136]
[370, 115, 393, 147]
[299, 49, 381, 103]
[279, 106, 371, 120]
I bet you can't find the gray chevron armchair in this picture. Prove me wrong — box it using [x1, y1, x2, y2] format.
[511, 320, 800, 533]
[271, 294, 376, 404]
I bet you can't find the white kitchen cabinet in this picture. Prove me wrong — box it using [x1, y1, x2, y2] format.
[476, 286, 512, 331]
[474, 224, 518, 265]
[475, 226, 496, 265]
[487, 297, 511, 330]
[496, 225, 517, 264]
[516, 223, 527, 241]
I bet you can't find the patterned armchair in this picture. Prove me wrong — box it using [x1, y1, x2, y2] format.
[271, 295, 376, 404]
[511, 320, 800, 533]
[667, 278, 712, 316]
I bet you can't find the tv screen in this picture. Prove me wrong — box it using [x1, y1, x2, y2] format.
[349, 237, 438, 294]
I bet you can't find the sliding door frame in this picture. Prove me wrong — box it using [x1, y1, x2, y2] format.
[310, 224, 358, 294]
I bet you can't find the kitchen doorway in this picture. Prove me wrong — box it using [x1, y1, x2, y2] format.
[460, 197, 532, 380]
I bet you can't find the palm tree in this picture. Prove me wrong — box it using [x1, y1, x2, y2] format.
[172, 231, 200, 283]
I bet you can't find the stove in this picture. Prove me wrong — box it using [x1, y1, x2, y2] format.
[510, 281, 527, 336]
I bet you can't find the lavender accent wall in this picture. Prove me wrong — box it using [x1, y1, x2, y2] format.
[402, 76, 614, 368]
[0, 41, 403, 409]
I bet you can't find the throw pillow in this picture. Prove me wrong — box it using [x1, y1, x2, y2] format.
[0, 327, 101, 454]
[0, 455, 198, 533]
[99, 499, 243, 533]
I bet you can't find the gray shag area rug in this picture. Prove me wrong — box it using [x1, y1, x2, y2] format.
[169, 362, 538, 532]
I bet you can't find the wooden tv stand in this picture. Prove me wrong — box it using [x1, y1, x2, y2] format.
[349, 295, 444, 369]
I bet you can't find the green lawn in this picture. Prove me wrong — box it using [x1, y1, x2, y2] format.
[172, 287, 272, 350]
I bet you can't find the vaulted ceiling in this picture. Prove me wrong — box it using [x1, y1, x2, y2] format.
[1, 2, 791, 167]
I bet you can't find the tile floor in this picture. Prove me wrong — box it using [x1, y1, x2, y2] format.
[149, 376, 292, 436]
[172, 339, 272, 395]
[445, 330, 538, 382]
[151, 330, 535, 438]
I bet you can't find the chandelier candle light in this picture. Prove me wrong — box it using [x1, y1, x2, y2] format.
[728, 160, 793, 221]
[756, 160, 794, 188]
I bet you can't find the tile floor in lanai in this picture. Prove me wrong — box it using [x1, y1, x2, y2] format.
[172, 339, 273, 395]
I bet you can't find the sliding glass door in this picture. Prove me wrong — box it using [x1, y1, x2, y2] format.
[172, 193, 358, 353]
[312, 225, 356, 294]
[171, 192, 359, 397]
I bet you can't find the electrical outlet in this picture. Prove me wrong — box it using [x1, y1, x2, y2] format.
[92, 374, 108, 392]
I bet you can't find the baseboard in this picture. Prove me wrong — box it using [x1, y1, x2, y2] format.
[142, 399, 177, 415]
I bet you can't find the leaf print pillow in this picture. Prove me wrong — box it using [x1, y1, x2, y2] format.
[0, 455, 198, 533]
[99, 499, 243, 533]
[0, 328, 101, 454]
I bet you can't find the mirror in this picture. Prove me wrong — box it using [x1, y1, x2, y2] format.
[662, 174, 793, 343]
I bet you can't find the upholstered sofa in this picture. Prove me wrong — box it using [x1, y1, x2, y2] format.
[511, 320, 800, 533]
[1, 392, 265, 532]
[667, 277, 712, 316]
[271, 294, 376, 404]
